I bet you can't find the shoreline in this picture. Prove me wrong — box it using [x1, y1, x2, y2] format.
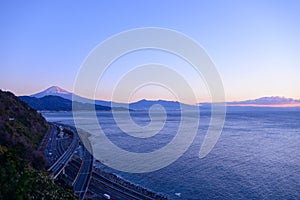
[49, 122, 168, 199]
[92, 166, 168, 200]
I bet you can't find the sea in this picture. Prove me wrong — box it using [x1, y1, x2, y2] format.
[43, 107, 300, 200]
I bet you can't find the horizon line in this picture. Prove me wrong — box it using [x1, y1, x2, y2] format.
[3, 86, 300, 108]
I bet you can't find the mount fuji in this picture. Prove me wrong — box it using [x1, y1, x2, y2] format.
[30, 86, 113, 107]
[31, 86, 72, 99]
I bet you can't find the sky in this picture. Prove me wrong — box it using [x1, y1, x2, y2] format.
[1, 0, 300, 103]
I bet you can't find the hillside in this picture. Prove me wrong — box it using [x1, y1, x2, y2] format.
[0, 90, 77, 199]
[0, 90, 49, 158]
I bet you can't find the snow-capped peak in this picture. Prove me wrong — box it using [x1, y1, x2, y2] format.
[31, 86, 72, 98]
[43, 86, 70, 94]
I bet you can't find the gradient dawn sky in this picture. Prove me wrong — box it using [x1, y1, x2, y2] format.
[1, 0, 299, 103]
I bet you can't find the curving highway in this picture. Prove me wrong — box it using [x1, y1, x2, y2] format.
[73, 146, 93, 199]
[44, 123, 167, 200]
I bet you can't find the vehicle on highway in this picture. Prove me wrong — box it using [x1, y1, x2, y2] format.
[103, 193, 111, 199]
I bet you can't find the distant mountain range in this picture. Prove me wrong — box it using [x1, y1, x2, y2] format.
[19, 86, 300, 111]
[20, 95, 112, 111]
[24, 86, 193, 111]
[228, 96, 300, 106]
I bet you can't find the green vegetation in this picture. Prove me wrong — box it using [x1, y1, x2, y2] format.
[0, 146, 76, 200]
[0, 90, 77, 199]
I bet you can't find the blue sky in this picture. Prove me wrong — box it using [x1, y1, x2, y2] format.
[1, 0, 299, 102]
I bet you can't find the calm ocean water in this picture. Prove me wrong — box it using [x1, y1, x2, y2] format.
[44, 108, 300, 199]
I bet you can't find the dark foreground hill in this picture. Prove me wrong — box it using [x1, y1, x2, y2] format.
[0, 90, 77, 199]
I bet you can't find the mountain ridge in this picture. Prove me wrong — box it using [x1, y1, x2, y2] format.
[228, 96, 300, 106]
[28, 86, 300, 108]
[20, 95, 113, 111]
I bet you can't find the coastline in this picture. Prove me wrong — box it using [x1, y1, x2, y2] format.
[91, 166, 168, 200]
[46, 122, 168, 199]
